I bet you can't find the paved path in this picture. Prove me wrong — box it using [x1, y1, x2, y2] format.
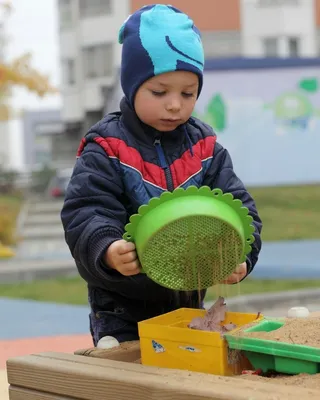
[0, 334, 92, 368]
[0, 334, 92, 400]
[0, 298, 89, 340]
[252, 239, 320, 278]
[0, 298, 92, 400]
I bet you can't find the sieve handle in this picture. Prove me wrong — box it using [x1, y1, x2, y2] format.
[123, 232, 134, 242]
[123, 232, 146, 274]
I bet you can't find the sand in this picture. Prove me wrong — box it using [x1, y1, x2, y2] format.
[239, 373, 320, 390]
[229, 317, 320, 390]
[235, 317, 320, 347]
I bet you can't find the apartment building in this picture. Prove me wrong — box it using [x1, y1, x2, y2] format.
[58, 0, 320, 137]
[242, 0, 319, 57]
[58, 0, 129, 136]
[317, 0, 320, 53]
[0, 17, 9, 168]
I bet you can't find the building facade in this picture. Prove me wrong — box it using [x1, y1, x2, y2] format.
[316, 0, 320, 53]
[58, 0, 129, 136]
[22, 109, 81, 171]
[242, 0, 319, 57]
[0, 13, 9, 169]
[57, 0, 320, 136]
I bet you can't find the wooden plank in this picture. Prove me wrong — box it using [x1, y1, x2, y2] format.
[34, 351, 208, 378]
[6, 352, 320, 400]
[7, 354, 238, 400]
[0, 369, 9, 399]
[9, 386, 72, 400]
[74, 340, 141, 363]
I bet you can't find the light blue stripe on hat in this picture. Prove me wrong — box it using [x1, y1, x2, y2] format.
[139, 4, 204, 76]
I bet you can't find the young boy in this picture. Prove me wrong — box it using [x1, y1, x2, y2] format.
[61, 4, 262, 346]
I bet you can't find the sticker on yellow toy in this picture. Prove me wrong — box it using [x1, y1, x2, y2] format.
[152, 340, 165, 353]
[179, 346, 201, 353]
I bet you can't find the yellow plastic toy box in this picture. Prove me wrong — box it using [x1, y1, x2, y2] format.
[138, 307, 263, 376]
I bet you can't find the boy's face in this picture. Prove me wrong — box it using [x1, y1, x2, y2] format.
[134, 71, 199, 132]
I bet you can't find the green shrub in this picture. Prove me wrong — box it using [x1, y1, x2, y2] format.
[0, 195, 23, 246]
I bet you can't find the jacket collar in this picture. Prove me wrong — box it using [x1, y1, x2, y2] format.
[119, 97, 188, 148]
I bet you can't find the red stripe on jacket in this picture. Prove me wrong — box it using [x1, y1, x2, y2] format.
[78, 135, 216, 189]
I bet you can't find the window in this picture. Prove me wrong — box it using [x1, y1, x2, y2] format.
[201, 31, 242, 58]
[63, 59, 76, 85]
[79, 0, 112, 18]
[257, 0, 299, 6]
[263, 38, 279, 57]
[288, 37, 300, 57]
[59, 0, 72, 30]
[34, 135, 52, 166]
[82, 44, 113, 78]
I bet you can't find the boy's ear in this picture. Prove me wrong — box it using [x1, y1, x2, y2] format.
[118, 15, 131, 44]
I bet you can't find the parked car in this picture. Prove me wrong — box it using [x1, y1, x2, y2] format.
[48, 168, 73, 198]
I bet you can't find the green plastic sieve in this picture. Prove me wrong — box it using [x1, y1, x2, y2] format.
[123, 186, 255, 291]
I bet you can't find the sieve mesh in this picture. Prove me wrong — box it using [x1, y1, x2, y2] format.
[140, 215, 243, 291]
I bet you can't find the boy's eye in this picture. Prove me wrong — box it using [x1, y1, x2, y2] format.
[151, 91, 165, 96]
[182, 92, 194, 98]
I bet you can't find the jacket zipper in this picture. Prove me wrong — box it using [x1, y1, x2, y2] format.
[154, 138, 174, 191]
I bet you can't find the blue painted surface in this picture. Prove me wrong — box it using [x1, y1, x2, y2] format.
[204, 57, 320, 71]
[115, 57, 320, 75]
[252, 240, 320, 279]
[196, 67, 320, 187]
[0, 298, 89, 340]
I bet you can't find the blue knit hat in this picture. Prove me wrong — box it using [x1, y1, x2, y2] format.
[118, 4, 205, 107]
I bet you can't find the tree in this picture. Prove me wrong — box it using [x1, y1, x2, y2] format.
[0, 1, 57, 120]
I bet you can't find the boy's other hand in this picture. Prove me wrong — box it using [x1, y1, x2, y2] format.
[221, 262, 247, 284]
[105, 240, 141, 276]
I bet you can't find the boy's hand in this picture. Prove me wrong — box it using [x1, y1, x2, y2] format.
[221, 262, 247, 284]
[105, 240, 141, 276]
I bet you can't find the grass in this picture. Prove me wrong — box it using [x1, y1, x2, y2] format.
[0, 276, 319, 305]
[0, 277, 88, 305]
[206, 279, 320, 301]
[248, 184, 320, 241]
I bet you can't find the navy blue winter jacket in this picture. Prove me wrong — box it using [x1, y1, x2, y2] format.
[61, 97, 262, 324]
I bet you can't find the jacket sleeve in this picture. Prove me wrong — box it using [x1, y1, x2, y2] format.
[203, 142, 262, 278]
[61, 141, 127, 281]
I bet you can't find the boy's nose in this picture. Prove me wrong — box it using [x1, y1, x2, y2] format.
[166, 97, 181, 112]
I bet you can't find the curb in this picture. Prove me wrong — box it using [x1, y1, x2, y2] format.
[205, 288, 320, 312]
[0, 259, 77, 284]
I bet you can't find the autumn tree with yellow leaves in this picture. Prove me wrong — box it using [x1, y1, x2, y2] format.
[0, 1, 57, 257]
[0, 1, 57, 120]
